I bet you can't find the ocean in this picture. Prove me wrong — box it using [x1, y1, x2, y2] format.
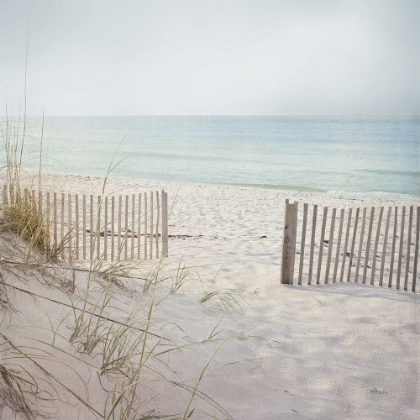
[8, 115, 420, 198]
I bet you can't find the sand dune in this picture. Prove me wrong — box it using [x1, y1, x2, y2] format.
[1, 171, 419, 419]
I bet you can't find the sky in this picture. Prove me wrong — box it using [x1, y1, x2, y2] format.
[1, 0, 419, 116]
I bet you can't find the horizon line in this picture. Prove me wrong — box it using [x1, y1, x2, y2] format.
[15, 113, 420, 118]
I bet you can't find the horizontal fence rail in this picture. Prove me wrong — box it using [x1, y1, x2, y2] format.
[281, 200, 420, 293]
[1, 185, 169, 262]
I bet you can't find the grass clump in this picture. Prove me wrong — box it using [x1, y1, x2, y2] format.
[2, 194, 50, 256]
[1, 108, 53, 260]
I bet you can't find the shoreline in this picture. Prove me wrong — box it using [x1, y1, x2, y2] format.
[11, 168, 420, 205]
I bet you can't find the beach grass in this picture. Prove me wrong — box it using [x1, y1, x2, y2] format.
[0, 112, 248, 419]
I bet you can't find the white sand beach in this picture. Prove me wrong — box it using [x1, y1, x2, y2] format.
[2, 0, 419, 417]
[1, 171, 419, 419]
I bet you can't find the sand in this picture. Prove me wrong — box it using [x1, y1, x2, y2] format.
[1, 171, 420, 419]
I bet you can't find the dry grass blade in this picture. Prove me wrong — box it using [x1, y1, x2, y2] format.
[170, 257, 190, 294]
[199, 288, 246, 314]
[0, 363, 37, 420]
[0, 270, 10, 310]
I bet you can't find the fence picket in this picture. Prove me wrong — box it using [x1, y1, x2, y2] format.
[280, 199, 289, 282]
[75, 194, 79, 260]
[111, 196, 115, 261]
[281, 201, 289, 284]
[131, 194, 135, 259]
[61, 193, 65, 258]
[324, 208, 336, 284]
[370, 207, 384, 285]
[404, 206, 413, 291]
[298, 203, 308, 285]
[97, 196, 101, 260]
[355, 208, 367, 283]
[316, 207, 328, 284]
[46, 191, 50, 259]
[82, 195, 86, 260]
[38, 190, 43, 215]
[347, 208, 360, 282]
[68, 194, 72, 261]
[144, 192, 148, 260]
[362, 207, 375, 284]
[12, 186, 17, 204]
[150, 191, 154, 259]
[412, 207, 419, 293]
[388, 207, 398, 288]
[138, 193, 141, 259]
[118, 195, 122, 260]
[308, 205, 318, 285]
[124, 195, 129, 260]
[379, 207, 392, 287]
[396, 207, 406, 289]
[156, 191, 160, 258]
[333, 209, 344, 283]
[162, 191, 168, 258]
[396, 206, 405, 290]
[340, 208, 352, 282]
[104, 196, 108, 260]
[289, 202, 298, 283]
[90, 195, 94, 260]
[3, 185, 8, 205]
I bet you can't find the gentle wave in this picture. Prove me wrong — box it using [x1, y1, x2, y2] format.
[359, 169, 420, 177]
[223, 182, 327, 192]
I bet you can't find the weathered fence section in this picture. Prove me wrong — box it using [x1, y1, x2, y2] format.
[281, 200, 420, 293]
[1, 185, 169, 261]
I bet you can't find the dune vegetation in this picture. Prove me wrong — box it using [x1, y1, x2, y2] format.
[0, 114, 249, 420]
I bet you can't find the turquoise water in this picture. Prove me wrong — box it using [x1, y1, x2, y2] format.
[7, 115, 420, 197]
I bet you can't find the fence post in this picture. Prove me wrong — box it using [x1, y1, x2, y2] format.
[281, 200, 298, 285]
[298, 203, 308, 285]
[161, 190, 169, 258]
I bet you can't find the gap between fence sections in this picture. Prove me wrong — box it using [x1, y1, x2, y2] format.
[280, 200, 420, 293]
[1, 185, 169, 262]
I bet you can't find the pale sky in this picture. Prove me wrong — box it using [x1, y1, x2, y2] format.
[1, 0, 419, 115]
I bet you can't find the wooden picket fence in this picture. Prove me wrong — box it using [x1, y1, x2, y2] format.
[1, 185, 169, 261]
[281, 200, 420, 292]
